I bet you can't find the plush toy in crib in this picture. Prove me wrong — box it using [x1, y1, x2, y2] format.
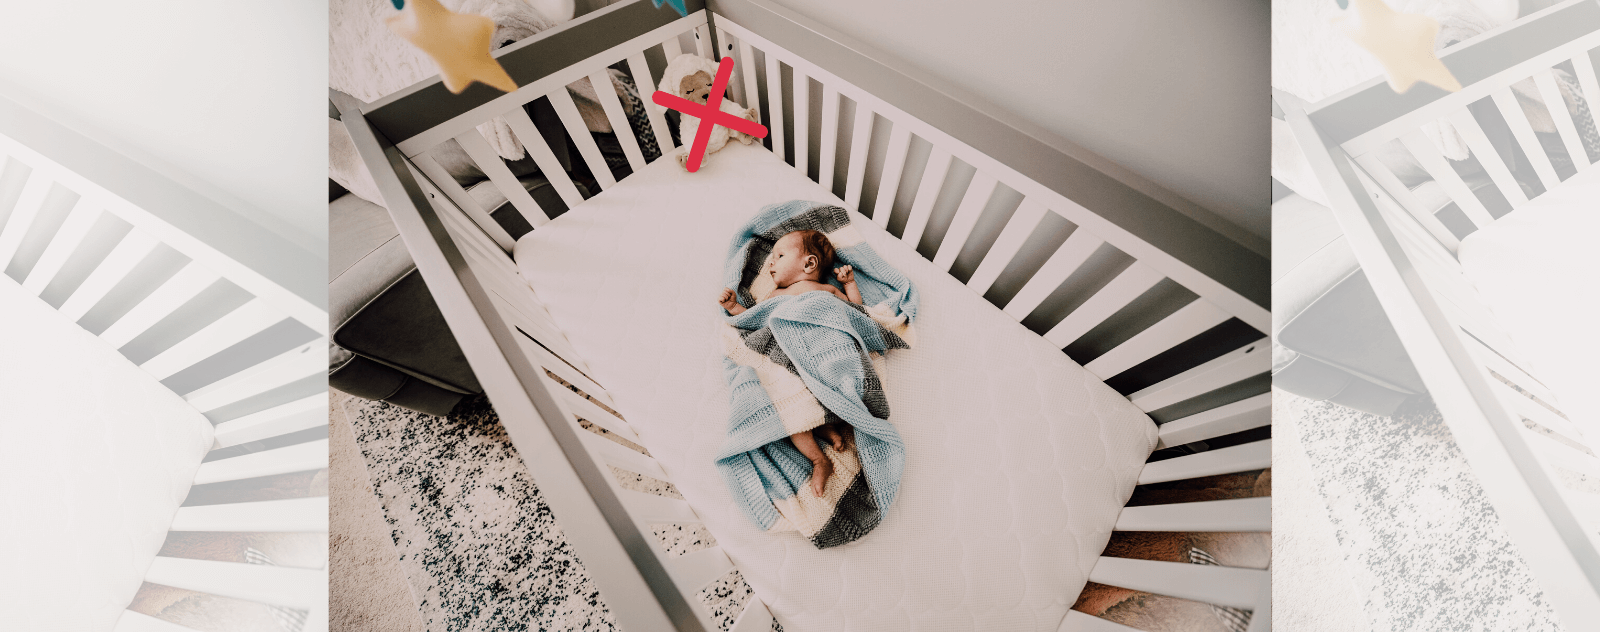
[659, 54, 761, 169]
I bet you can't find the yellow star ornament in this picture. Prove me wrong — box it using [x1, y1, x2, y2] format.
[387, 0, 518, 94]
[1333, 0, 1462, 94]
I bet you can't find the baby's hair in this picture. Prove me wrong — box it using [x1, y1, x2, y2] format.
[788, 229, 835, 275]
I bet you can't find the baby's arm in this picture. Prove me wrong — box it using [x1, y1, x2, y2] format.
[790, 429, 833, 497]
[835, 265, 863, 304]
[718, 288, 746, 315]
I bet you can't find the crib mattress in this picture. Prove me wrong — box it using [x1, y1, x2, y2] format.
[0, 275, 214, 631]
[1458, 166, 1600, 433]
[513, 142, 1158, 631]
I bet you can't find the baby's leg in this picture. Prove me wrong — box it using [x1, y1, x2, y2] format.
[790, 429, 833, 497]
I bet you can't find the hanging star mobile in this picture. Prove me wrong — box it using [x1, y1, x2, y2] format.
[386, 0, 518, 94]
[1332, 0, 1462, 94]
[652, 0, 689, 18]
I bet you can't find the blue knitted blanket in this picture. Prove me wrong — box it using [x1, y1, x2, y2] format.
[714, 200, 917, 548]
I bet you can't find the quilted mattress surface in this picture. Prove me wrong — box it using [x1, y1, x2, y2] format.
[1459, 166, 1600, 433]
[0, 275, 214, 631]
[513, 142, 1157, 631]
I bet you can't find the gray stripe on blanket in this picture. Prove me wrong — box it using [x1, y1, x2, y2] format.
[810, 470, 881, 549]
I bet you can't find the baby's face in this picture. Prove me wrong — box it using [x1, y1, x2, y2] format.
[769, 234, 815, 289]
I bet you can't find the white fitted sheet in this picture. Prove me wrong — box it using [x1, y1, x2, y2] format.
[513, 142, 1158, 631]
[0, 275, 214, 632]
[1459, 166, 1600, 433]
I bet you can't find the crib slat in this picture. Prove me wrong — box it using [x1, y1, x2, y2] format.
[843, 104, 874, 211]
[1504, 385, 1587, 449]
[870, 125, 913, 228]
[114, 610, 205, 632]
[139, 299, 282, 380]
[1399, 130, 1495, 229]
[627, 53, 677, 155]
[1042, 262, 1164, 349]
[1463, 334, 1557, 405]
[184, 338, 323, 412]
[1139, 439, 1272, 485]
[58, 229, 158, 321]
[1086, 299, 1232, 379]
[738, 39, 762, 128]
[413, 154, 516, 251]
[1446, 108, 1529, 207]
[213, 392, 329, 448]
[170, 497, 328, 532]
[98, 263, 220, 348]
[664, 545, 734, 592]
[1087, 557, 1268, 610]
[1115, 497, 1271, 532]
[662, 36, 684, 62]
[1352, 152, 1461, 252]
[715, 28, 742, 99]
[21, 199, 98, 293]
[590, 70, 648, 174]
[580, 429, 668, 480]
[622, 487, 701, 524]
[730, 601, 775, 632]
[0, 168, 50, 270]
[495, 109, 585, 215]
[1492, 88, 1562, 191]
[1002, 226, 1102, 321]
[764, 51, 786, 162]
[193, 439, 329, 485]
[1057, 610, 1144, 632]
[455, 129, 554, 227]
[819, 85, 840, 193]
[932, 172, 997, 271]
[900, 147, 953, 248]
[1534, 68, 1590, 170]
[793, 69, 810, 176]
[549, 376, 642, 444]
[966, 198, 1048, 296]
[1573, 52, 1600, 137]
[1156, 393, 1273, 449]
[1130, 338, 1268, 413]
[550, 88, 620, 190]
[143, 556, 325, 609]
[694, 24, 711, 59]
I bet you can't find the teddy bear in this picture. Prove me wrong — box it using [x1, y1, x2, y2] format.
[658, 53, 760, 169]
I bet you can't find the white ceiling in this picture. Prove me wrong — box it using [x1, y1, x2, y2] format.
[777, 0, 1271, 245]
[0, 0, 328, 253]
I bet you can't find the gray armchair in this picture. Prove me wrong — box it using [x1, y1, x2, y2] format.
[327, 176, 583, 415]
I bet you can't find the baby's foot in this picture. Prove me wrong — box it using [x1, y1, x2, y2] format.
[677, 149, 691, 169]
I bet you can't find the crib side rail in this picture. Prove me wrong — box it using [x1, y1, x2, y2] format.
[1288, 92, 1600, 625]
[337, 91, 734, 632]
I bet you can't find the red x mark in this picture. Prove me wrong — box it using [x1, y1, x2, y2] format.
[652, 56, 768, 172]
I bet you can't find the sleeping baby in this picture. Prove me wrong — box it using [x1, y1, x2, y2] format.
[717, 229, 859, 496]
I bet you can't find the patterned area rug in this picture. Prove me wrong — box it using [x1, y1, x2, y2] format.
[338, 392, 774, 632]
[1277, 391, 1564, 631]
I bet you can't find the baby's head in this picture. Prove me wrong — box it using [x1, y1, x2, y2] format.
[769, 230, 834, 288]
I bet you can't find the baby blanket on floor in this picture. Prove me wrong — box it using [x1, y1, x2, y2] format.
[714, 200, 918, 548]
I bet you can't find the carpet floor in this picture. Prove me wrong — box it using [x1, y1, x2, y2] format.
[1274, 389, 1564, 631]
[329, 389, 767, 632]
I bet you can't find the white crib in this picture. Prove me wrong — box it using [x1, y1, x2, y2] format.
[336, 0, 1273, 630]
[0, 103, 329, 631]
[1284, 0, 1600, 627]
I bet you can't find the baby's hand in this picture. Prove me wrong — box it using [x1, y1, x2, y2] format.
[718, 288, 744, 314]
[834, 265, 855, 285]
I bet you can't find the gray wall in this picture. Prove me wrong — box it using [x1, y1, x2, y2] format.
[760, 0, 1270, 249]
